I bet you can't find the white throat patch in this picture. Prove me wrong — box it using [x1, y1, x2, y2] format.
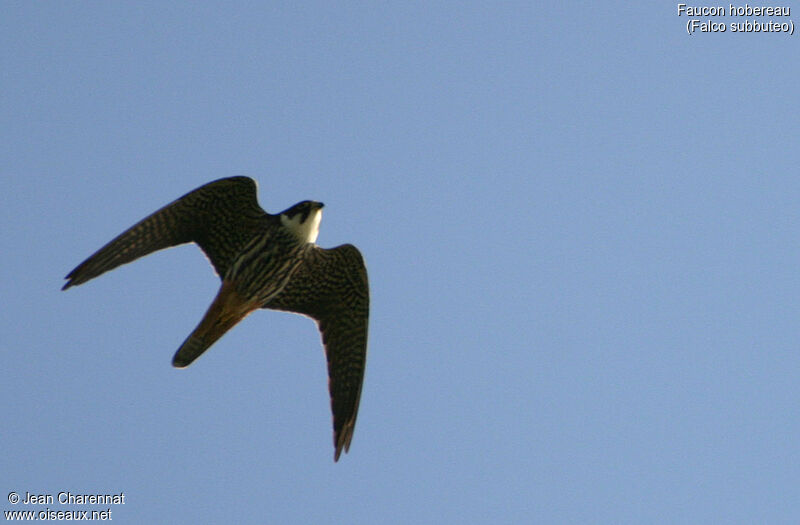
[281, 208, 322, 243]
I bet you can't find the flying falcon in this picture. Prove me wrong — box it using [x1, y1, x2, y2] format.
[62, 177, 369, 461]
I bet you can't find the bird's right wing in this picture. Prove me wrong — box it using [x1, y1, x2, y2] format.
[63, 176, 267, 290]
[266, 244, 369, 461]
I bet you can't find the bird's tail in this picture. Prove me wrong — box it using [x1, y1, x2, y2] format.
[172, 280, 259, 368]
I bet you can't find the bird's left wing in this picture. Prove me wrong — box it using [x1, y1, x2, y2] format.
[266, 244, 369, 461]
[63, 176, 267, 289]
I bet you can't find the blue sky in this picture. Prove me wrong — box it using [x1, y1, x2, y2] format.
[2, 2, 799, 523]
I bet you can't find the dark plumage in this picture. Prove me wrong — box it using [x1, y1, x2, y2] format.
[63, 177, 369, 461]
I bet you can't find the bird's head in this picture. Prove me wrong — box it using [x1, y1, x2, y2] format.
[280, 200, 324, 243]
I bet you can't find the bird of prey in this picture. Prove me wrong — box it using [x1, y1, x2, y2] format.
[62, 177, 369, 461]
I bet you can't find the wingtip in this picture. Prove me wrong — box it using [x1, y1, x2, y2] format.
[61, 276, 78, 290]
[62, 268, 84, 290]
[333, 426, 354, 462]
